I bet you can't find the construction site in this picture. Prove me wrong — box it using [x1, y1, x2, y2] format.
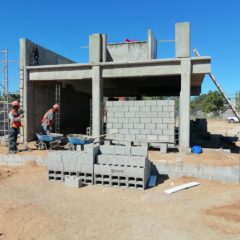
[0, 22, 240, 240]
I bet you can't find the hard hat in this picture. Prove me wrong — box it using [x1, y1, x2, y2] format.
[11, 100, 20, 107]
[53, 104, 60, 110]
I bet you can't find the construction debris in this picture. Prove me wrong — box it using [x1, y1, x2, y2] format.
[164, 181, 200, 194]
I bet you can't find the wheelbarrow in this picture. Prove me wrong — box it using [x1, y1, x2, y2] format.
[66, 134, 95, 150]
[66, 131, 118, 150]
[36, 133, 64, 150]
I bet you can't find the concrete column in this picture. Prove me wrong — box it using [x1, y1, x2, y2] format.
[20, 39, 33, 143]
[89, 34, 102, 64]
[179, 58, 191, 151]
[175, 22, 190, 58]
[147, 30, 157, 59]
[101, 34, 107, 62]
[92, 65, 103, 137]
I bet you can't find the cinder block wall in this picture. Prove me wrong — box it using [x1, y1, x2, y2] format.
[106, 100, 175, 145]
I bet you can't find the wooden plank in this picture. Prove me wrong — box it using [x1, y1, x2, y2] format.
[164, 181, 200, 194]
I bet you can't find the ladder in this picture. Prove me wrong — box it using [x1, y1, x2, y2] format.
[55, 83, 61, 133]
[193, 48, 240, 122]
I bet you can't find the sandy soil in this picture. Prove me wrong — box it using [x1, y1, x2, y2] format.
[0, 119, 239, 240]
[0, 163, 239, 240]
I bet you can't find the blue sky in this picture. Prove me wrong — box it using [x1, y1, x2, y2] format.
[0, 0, 239, 99]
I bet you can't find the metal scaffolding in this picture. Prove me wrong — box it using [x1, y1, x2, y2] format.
[0, 49, 9, 143]
[55, 83, 61, 133]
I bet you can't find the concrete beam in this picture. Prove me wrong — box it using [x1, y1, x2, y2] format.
[179, 58, 191, 151]
[27, 58, 210, 81]
[92, 65, 103, 136]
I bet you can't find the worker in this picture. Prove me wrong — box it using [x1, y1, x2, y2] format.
[41, 104, 60, 135]
[8, 100, 23, 153]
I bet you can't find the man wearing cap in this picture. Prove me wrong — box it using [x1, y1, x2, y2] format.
[41, 104, 60, 135]
[8, 100, 23, 153]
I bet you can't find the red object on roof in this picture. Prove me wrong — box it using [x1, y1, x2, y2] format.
[125, 38, 138, 43]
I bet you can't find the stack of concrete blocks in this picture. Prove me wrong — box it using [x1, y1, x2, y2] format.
[47, 144, 99, 185]
[106, 100, 175, 152]
[94, 145, 151, 190]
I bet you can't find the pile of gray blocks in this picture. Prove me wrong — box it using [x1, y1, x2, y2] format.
[106, 100, 175, 149]
[94, 145, 151, 190]
[47, 144, 99, 185]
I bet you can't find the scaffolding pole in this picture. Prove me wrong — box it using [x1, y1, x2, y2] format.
[0, 49, 9, 144]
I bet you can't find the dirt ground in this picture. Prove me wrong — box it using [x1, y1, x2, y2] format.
[0, 119, 239, 240]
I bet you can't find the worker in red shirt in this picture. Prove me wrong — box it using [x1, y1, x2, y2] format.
[41, 104, 60, 135]
[8, 100, 23, 153]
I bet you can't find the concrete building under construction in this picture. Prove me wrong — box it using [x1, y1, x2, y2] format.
[20, 22, 211, 151]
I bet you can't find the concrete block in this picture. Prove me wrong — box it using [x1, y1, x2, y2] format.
[140, 118, 151, 124]
[113, 123, 123, 129]
[107, 123, 113, 129]
[125, 134, 136, 141]
[128, 156, 147, 167]
[168, 100, 175, 106]
[77, 163, 93, 173]
[163, 106, 174, 112]
[158, 135, 170, 141]
[170, 112, 175, 117]
[160, 143, 168, 153]
[163, 129, 174, 135]
[158, 112, 170, 118]
[167, 124, 175, 129]
[134, 101, 145, 106]
[115, 146, 131, 155]
[107, 117, 118, 123]
[118, 118, 129, 123]
[131, 146, 148, 156]
[125, 112, 135, 118]
[139, 106, 151, 112]
[135, 112, 148, 117]
[128, 117, 140, 123]
[129, 106, 139, 112]
[97, 154, 110, 164]
[114, 112, 124, 118]
[151, 118, 163, 124]
[106, 101, 113, 107]
[156, 101, 168, 106]
[148, 112, 158, 118]
[147, 135, 158, 141]
[151, 106, 163, 112]
[136, 135, 147, 141]
[156, 123, 167, 129]
[65, 176, 82, 188]
[134, 123, 144, 129]
[118, 107, 128, 112]
[107, 112, 114, 118]
[123, 101, 134, 106]
[130, 128, 140, 135]
[139, 129, 151, 135]
[162, 118, 175, 124]
[119, 129, 129, 134]
[145, 123, 155, 129]
[145, 101, 156, 106]
[151, 129, 163, 135]
[123, 123, 134, 129]
[100, 145, 115, 154]
[125, 166, 145, 178]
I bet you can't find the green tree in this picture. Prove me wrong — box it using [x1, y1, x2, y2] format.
[191, 91, 227, 116]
